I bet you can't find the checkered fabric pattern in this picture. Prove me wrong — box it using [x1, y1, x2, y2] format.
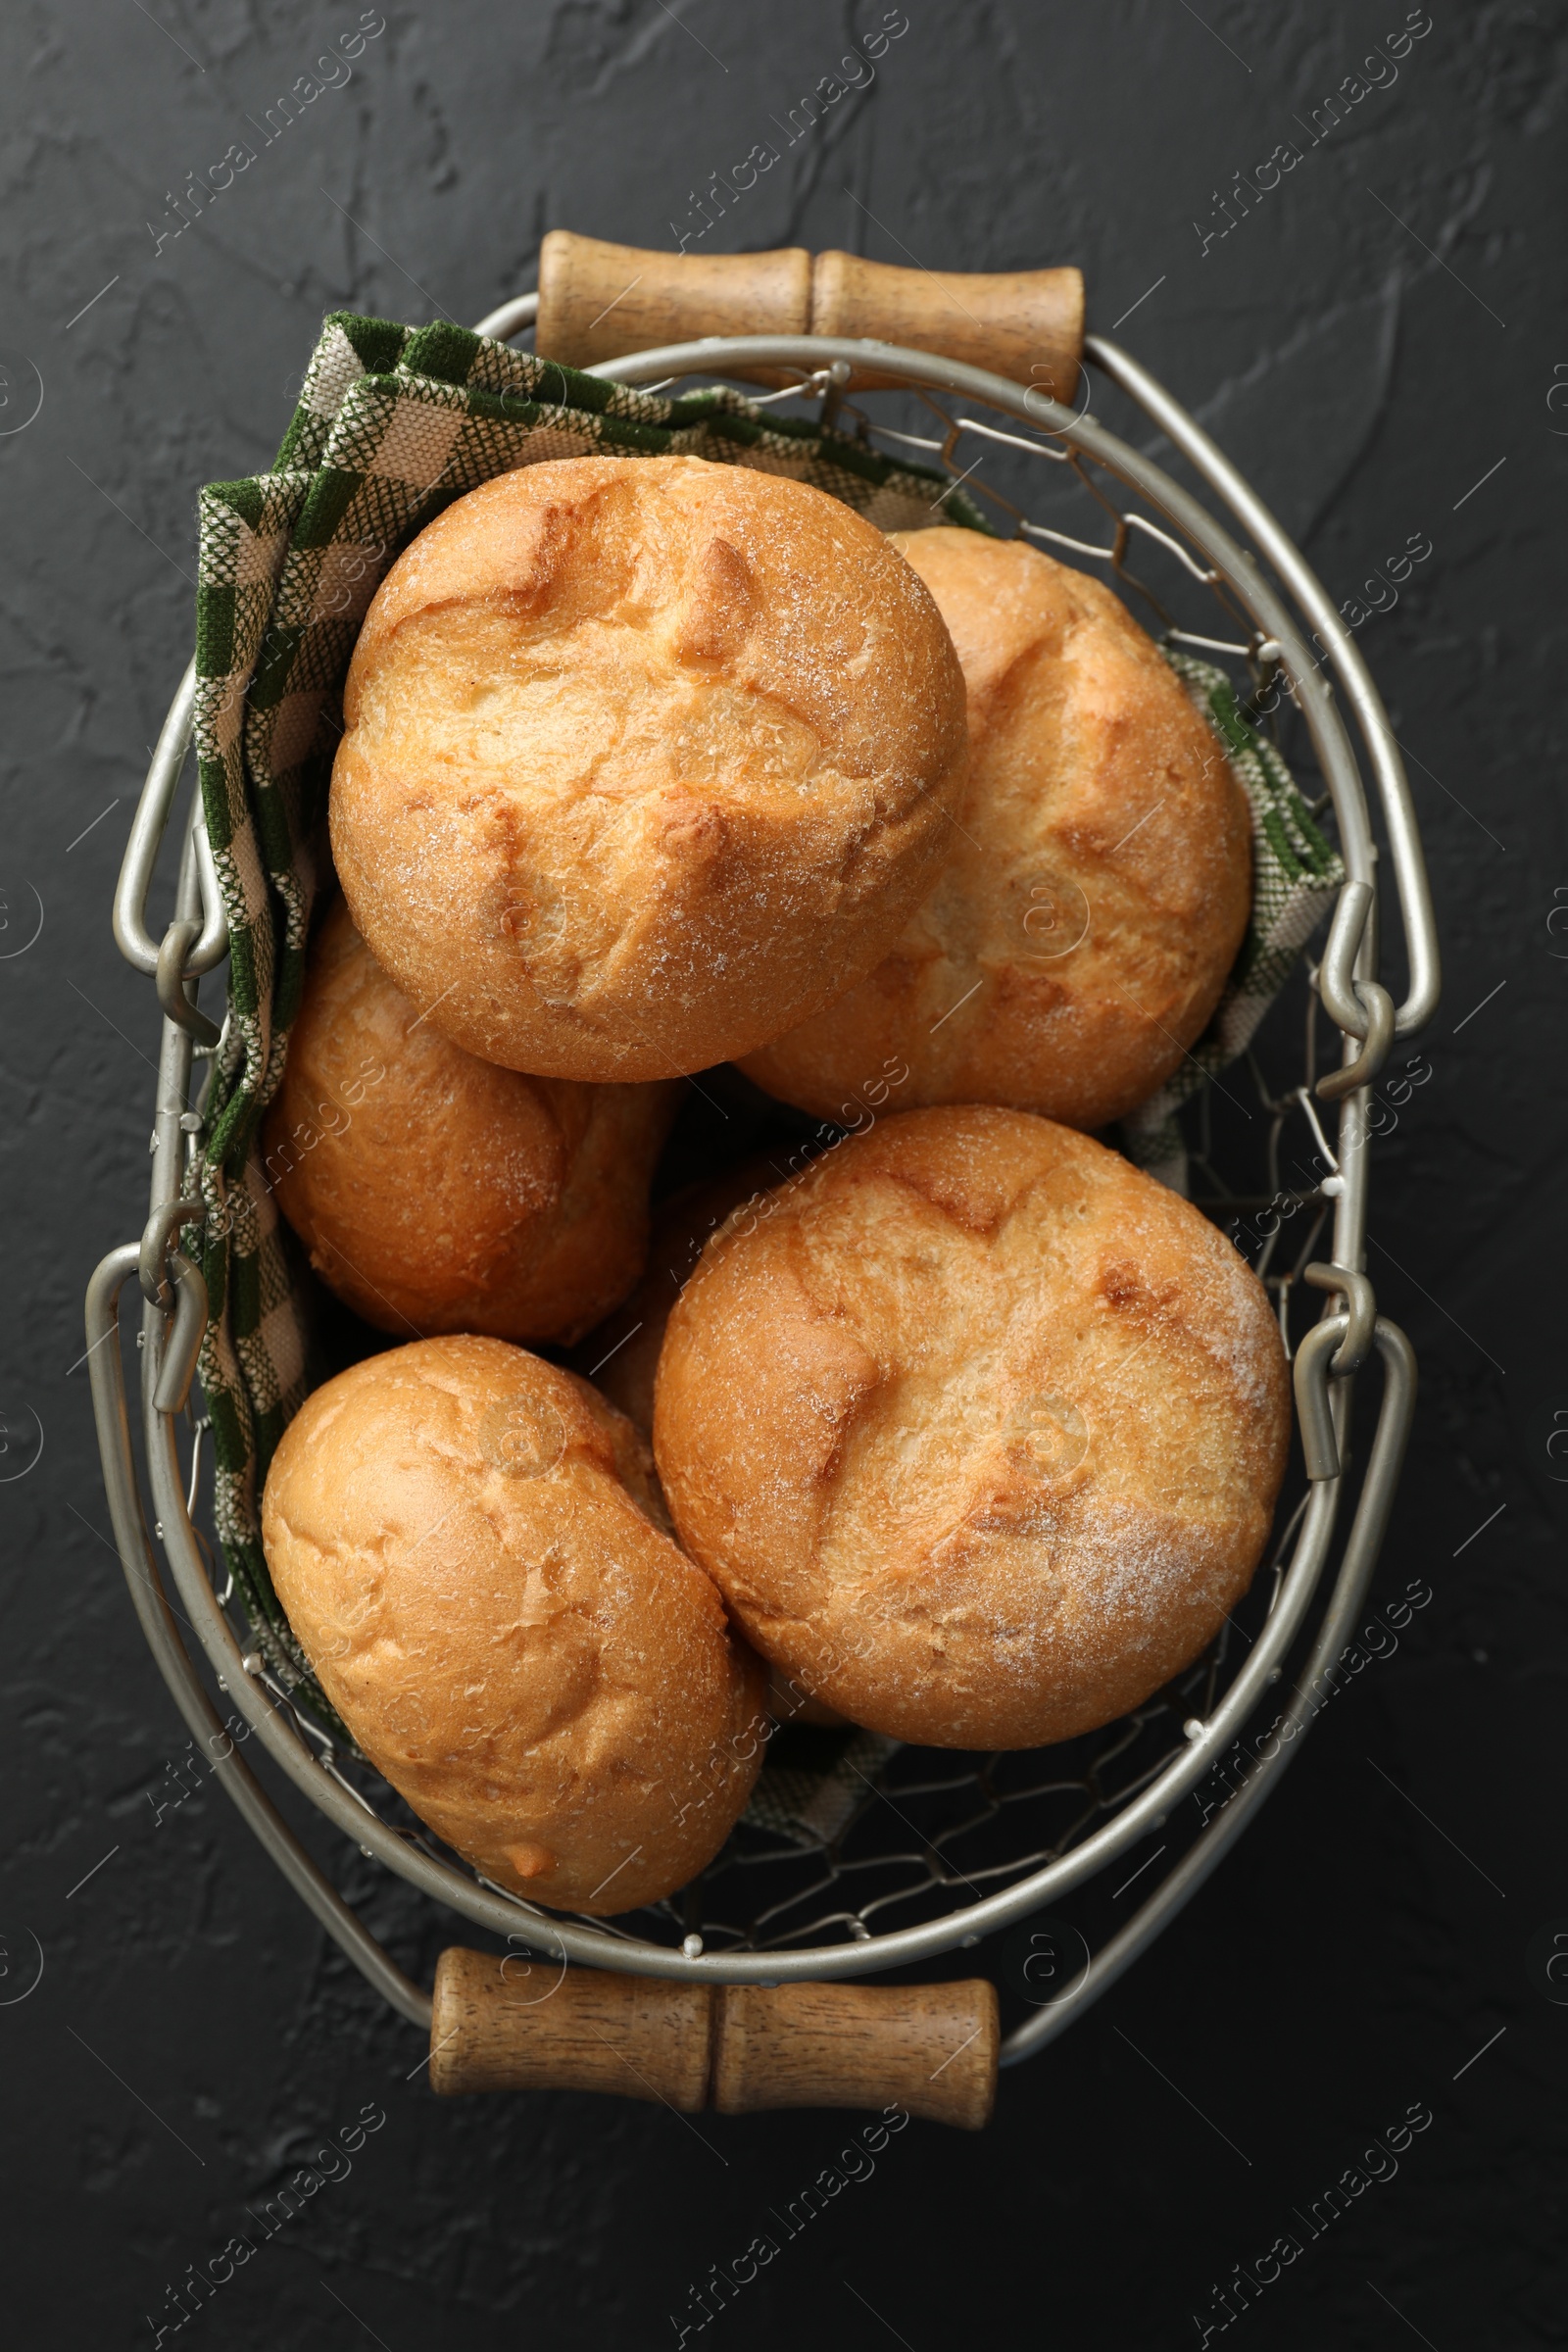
[1122, 649, 1345, 1189]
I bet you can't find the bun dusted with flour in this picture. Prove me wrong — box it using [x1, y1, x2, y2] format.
[329, 455, 968, 1081]
[262, 1338, 764, 1913]
[741, 527, 1251, 1132]
[653, 1105, 1289, 1749]
[263, 899, 676, 1345]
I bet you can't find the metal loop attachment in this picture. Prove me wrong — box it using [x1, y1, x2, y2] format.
[1316, 880, 1375, 1040]
[1314, 878, 1396, 1096]
[1303, 1261, 1377, 1377]
[1317, 976, 1395, 1102]
[157, 918, 222, 1049]
[151, 1250, 209, 1415]
[1296, 1305, 1407, 1482]
[139, 1196, 205, 1309]
[1294, 1312, 1357, 1481]
[114, 662, 228, 978]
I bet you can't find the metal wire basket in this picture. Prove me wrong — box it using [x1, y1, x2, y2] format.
[87, 266, 1437, 2097]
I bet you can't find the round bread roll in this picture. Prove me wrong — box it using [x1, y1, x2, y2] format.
[329, 455, 968, 1082]
[653, 1105, 1289, 1749]
[262, 900, 678, 1346]
[262, 1338, 765, 1914]
[740, 529, 1251, 1131]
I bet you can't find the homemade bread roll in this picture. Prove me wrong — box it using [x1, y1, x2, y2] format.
[329, 456, 968, 1082]
[654, 1106, 1289, 1749]
[262, 1338, 765, 1914]
[741, 529, 1251, 1131]
[262, 899, 678, 1346]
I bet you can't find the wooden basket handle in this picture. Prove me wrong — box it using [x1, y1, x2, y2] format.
[535, 228, 1083, 401]
[428, 1947, 999, 2131]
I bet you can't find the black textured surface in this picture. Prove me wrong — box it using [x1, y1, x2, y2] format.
[4, 4, 1565, 2345]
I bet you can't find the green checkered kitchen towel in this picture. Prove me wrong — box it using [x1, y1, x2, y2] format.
[189, 310, 997, 1720]
[1122, 649, 1344, 1189]
[187, 312, 1342, 1733]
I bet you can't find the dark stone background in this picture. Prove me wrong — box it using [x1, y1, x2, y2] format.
[3, 1, 1564, 2344]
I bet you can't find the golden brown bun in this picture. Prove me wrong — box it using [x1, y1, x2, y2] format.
[329, 456, 968, 1082]
[740, 530, 1251, 1131]
[262, 1338, 765, 1914]
[573, 1152, 792, 1436]
[653, 1106, 1289, 1750]
[261, 900, 678, 1346]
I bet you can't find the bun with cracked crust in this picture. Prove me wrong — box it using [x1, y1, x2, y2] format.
[328, 456, 968, 1082]
[652, 1105, 1289, 1749]
[262, 1337, 765, 1913]
[740, 527, 1251, 1131]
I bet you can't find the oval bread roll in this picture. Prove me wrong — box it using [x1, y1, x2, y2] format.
[740, 529, 1251, 1131]
[329, 456, 968, 1081]
[262, 900, 677, 1346]
[653, 1106, 1290, 1749]
[262, 1338, 766, 1913]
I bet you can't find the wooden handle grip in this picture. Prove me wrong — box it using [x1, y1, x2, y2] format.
[536, 231, 812, 376]
[429, 1948, 999, 2130]
[429, 1949, 711, 2108]
[710, 1977, 998, 2128]
[810, 249, 1083, 397]
[536, 228, 1082, 401]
